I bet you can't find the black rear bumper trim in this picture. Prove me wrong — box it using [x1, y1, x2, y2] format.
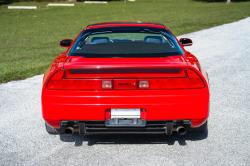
[60, 120, 191, 135]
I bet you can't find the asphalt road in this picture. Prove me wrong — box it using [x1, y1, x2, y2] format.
[1, 18, 250, 166]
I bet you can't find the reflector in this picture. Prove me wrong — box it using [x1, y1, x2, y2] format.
[105, 109, 111, 119]
[140, 109, 146, 119]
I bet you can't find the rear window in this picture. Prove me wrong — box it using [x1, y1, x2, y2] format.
[68, 27, 184, 58]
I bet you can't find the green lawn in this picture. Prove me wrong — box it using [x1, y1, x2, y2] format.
[0, 0, 250, 83]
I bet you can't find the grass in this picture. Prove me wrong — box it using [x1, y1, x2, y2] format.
[0, 0, 250, 83]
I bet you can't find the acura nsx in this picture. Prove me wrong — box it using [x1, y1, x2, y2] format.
[42, 22, 209, 136]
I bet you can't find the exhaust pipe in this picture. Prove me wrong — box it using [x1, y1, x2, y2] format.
[64, 127, 79, 136]
[176, 126, 186, 135]
[65, 127, 74, 136]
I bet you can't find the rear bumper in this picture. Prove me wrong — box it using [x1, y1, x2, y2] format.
[42, 88, 209, 129]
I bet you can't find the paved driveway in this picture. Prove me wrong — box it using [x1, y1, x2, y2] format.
[0, 18, 250, 166]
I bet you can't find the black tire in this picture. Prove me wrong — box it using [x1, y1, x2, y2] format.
[45, 122, 61, 134]
[191, 120, 208, 132]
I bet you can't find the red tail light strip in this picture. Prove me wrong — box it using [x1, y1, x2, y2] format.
[46, 69, 205, 90]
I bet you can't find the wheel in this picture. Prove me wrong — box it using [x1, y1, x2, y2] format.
[45, 122, 61, 134]
[191, 120, 208, 132]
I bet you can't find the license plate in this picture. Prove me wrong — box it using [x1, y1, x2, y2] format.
[111, 109, 140, 119]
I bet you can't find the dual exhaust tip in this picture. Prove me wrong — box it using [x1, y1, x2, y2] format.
[176, 126, 186, 135]
[65, 127, 75, 136]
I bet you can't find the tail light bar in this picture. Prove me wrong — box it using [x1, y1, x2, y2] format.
[46, 68, 205, 90]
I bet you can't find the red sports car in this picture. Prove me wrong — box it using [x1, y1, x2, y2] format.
[42, 22, 209, 136]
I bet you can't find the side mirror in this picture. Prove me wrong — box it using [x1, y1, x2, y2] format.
[60, 39, 73, 47]
[179, 38, 193, 46]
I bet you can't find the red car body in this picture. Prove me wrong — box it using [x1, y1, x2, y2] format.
[42, 22, 209, 135]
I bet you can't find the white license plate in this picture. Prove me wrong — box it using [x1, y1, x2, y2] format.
[111, 109, 140, 119]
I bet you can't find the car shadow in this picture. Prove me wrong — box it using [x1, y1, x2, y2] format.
[59, 130, 208, 146]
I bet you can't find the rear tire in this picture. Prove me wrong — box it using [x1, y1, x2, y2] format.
[45, 122, 61, 134]
[191, 120, 208, 132]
